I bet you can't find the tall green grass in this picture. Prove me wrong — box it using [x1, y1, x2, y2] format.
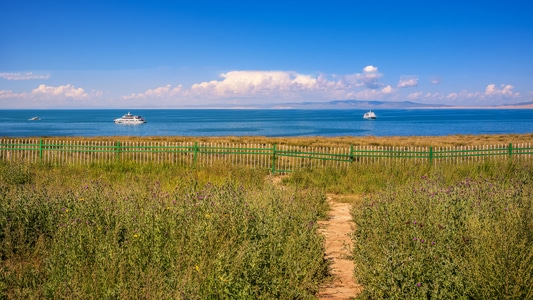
[0, 161, 328, 299]
[3, 157, 532, 299]
[350, 162, 533, 299]
[285, 160, 528, 196]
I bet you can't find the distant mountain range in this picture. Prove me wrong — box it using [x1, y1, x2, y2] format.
[268, 100, 533, 109]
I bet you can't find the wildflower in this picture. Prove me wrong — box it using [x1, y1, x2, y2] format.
[79, 198, 84, 201]
[133, 234, 139, 239]
[413, 237, 417, 241]
[431, 241, 436, 245]
[195, 265, 200, 272]
[417, 282, 421, 287]
[205, 214, 211, 218]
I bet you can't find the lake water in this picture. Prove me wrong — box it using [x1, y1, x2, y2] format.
[0, 109, 532, 137]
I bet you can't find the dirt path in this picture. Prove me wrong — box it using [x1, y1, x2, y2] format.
[317, 196, 362, 299]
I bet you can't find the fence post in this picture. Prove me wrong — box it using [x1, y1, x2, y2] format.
[429, 146, 433, 164]
[271, 144, 277, 174]
[193, 142, 198, 168]
[115, 141, 121, 162]
[39, 139, 43, 161]
[508, 143, 513, 158]
[349, 144, 354, 163]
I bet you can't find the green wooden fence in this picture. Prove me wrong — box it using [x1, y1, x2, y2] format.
[1, 139, 532, 173]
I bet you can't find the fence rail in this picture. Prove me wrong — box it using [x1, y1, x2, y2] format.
[1, 139, 532, 173]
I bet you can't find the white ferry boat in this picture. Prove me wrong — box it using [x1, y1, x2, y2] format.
[363, 110, 377, 120]
[114, 112, 147, 124]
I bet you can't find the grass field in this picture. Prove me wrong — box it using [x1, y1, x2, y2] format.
[1, 134, 532, 299]
[350, 162, 533, 299]
[0, 162, 328, 299]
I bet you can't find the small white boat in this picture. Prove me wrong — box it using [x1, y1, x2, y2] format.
[29, 116, 40, 121]
[114, 112, 146, 124]
[363, 111, 377, 120]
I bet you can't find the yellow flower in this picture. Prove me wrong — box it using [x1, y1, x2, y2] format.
[205, 214, 211, 218]
[79, 198, 84, 201]
[133, 234, 139, 239]
[195, 265, 200, 272]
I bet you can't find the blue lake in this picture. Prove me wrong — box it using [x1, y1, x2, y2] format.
[0, 109, 532, 137]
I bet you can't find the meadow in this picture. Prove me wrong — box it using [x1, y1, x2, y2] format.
[1, 134, 532, 299]
[348, 161, 533, 299]
[0, 162, 328, 299]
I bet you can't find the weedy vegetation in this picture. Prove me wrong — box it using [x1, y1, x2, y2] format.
[0, 161, 328, 299]
[1, 133, 532, 299]
[349, 161, 533, 299]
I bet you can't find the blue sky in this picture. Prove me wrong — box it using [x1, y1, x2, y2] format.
[1, 0, 532, 108]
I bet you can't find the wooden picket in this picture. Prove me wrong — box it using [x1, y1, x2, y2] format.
[0, 139, 531, 173]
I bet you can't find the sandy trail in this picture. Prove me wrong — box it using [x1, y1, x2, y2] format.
[317, 196, 362, 299]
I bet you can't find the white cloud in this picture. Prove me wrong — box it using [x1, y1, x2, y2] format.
[0, 89, 27, 99]
[0, 72, 50, 80]
[0, 84, 107, 108]
[344, 65, 384, 89]
[381, 85, 394, 94]
[1, 84, 90, 102]
[363, 65, 378, 73]
[406, 83, 522, 105]
[124, 67, 397, 105]
[446, 92, 459, 101]
[124, 84, 183, 99]
[397, 76, 418, 88]
[438, 84, 520, 104]
[1, 68, 527, 108]
[484, 84, 519, 97]
[189, 71, 321, 97]
[32, 84, 89, 99]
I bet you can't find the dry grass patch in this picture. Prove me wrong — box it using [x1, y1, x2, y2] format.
[32, 134, 533, 148]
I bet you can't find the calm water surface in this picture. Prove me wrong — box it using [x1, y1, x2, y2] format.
[0, 109, 531, 137]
